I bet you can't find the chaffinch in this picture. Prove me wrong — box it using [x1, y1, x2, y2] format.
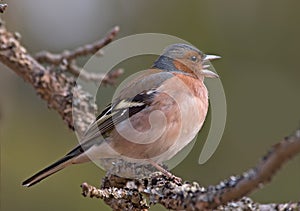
[22, 43, 220, 187]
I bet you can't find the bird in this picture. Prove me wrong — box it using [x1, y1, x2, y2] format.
[22, 43, 220, 187]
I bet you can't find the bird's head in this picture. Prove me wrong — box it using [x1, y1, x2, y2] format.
[153, 43, 220, 79]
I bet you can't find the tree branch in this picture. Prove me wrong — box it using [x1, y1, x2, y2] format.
[0, 18, 122, 134]
[81, 129, 300, 210]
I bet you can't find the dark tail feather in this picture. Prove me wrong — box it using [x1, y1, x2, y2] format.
[22, 155, 75, 187]
[22, 143, 88, 187]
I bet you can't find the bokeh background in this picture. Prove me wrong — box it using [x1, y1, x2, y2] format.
[1, 1, 300, 210]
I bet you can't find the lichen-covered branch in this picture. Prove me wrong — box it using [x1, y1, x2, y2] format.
[0, 18, 122, 134]
[81, 130, 300, 210]
[212, 130, 300, 207]
[81, 182, 149, 211]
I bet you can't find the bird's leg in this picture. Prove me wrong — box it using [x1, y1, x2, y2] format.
[146, 159, 182, 184]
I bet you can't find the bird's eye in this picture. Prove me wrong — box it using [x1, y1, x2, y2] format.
[190, 56, 197, 62]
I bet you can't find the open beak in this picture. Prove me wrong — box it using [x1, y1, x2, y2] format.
[201, 54, 221, 78]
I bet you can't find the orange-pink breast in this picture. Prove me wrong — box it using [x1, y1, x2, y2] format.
[107, 73, 209, 163]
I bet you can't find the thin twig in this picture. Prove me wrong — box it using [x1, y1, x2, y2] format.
[35, 26, 119, 64]
[35, 26, 121, 84]
[68, 60, 124, 85]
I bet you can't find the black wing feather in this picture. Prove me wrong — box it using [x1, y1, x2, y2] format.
[74, 89, 158, 152]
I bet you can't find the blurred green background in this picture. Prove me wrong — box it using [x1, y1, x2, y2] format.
[1, 1, 300, 210]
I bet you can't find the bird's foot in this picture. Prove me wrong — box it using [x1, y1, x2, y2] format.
[147, 159, 182, 185]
